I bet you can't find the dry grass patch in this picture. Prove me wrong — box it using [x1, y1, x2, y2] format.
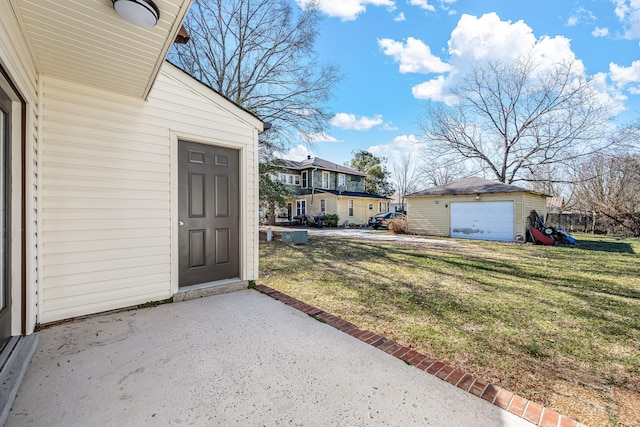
[388, 218, 411, 234]
[259, 232, 640, 426]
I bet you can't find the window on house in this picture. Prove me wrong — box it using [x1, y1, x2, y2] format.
[338, 174, 346, 187]
[368, 203, 373, 210]
[294, 175, 300, 185]
[348, 200, 354, 217]
[302, 171, 308, 188]
[296, 200, 307, 217]
[288, 175, 293, 184]
[322, 172, 330, 189]
[320, 199, 326, 213]
[280, 174, 286, 184]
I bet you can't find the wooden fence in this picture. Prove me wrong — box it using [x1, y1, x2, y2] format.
[544, 211, 599, 233]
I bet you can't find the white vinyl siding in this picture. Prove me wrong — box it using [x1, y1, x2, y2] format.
[406, 196, 450, 236]
[9, 0, 193, 99]
[37, 63, 261, 323]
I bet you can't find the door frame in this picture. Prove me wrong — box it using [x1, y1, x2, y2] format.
[0, 64, 27, 336]
[169, 132, 249, 295]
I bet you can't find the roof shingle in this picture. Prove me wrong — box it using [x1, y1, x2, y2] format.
[278, 157, 366, 177]
[409, 177, 543, 197]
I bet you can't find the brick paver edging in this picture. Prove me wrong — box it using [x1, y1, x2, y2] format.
[254, 284, 587, 427]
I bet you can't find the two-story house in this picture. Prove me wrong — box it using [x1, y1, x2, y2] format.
[273, 156, 391, 226]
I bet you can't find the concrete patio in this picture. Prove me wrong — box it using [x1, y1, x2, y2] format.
[6, 290, 535, 427]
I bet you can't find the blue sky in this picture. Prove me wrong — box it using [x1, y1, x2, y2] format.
[282, 0, 640, 169]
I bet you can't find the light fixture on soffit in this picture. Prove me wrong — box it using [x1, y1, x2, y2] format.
[112, 0, 160, 28]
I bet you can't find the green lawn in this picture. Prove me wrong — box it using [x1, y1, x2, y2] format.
[259, 232, 640, 426]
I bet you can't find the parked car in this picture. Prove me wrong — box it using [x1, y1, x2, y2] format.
[368, 212, 406, 229]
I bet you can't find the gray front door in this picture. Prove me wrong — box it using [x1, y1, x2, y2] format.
[178, 141, 240, 287]
[0, 90, 10, 347]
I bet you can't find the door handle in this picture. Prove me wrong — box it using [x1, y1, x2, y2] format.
[178, 220, 185, 227]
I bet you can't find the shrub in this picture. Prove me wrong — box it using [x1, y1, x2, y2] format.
[388, 219, 410, 234]
[324, 214, 339, 227]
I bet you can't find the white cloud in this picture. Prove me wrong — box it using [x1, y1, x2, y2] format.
[530, 35, 583, 75]
[612, 0, 640, 39]
[330, 113, 385, 130]
[412, 76, 457, 105]
[381, 122, 399, 131]
[567, 7, 596, 27]
[408, 0, 435, 12]
[309, 132, 339, 143]
[394, 12, 406, 21]
[610, 60, 640, 87]
[591, 72, 627, 115]
[441, 0, 458, 14]
[283, 144, 315, 161]
[448, 13, 537, 63]
[367, 134, 425, 165]
[378, 37, 452, 74]
[295, 0, 394, 21]
[409, 13, 596, 104]
[592, 26, 610, 37]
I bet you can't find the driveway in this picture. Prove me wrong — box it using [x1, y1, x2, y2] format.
[7, 290, 533, 427]
[263, 225, 458, 244]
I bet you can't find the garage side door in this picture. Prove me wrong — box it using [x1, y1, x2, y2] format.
[450, 201, 514, 241]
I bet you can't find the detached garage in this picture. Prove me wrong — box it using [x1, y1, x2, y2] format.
[407, 177, 548, 242]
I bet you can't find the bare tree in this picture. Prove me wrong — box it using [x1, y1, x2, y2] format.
[391, 155, 420, 212]
[573, 153, 640, 236]
[523, 163, 571, 197]
[418, 56, 615, 184]
[169, 0, 341, 148]
[418, 152, 470, 187]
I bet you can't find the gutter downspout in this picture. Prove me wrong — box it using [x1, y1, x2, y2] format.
[311, 167, 318, 205]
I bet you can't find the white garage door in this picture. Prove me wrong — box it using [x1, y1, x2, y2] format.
[450, 201, 514, 241]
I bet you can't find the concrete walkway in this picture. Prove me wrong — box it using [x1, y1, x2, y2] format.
[7, 290, 533, 427]
[263, 225, 459, 244]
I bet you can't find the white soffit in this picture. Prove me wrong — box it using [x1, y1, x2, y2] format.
[10, 0, 191, 99]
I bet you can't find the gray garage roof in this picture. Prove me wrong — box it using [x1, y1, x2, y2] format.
[408, 177, 545, 197]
